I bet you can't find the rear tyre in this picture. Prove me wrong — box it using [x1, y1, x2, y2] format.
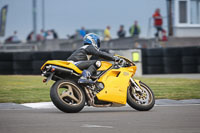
[50, 79, 85, 113]
[127, 81, 155, 111]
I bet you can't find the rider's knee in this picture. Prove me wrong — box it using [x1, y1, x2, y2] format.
[95, 61, 101, 68]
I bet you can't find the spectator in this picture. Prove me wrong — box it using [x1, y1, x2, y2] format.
[79, 27, 86, 38]
[67, 31, 79, 40]
[12, 31, 20, 43]
[134, 42, 142, 48]
[117, 25, 126, 38]
[5, 31, 21, 43]
[43, 30, 49, 39]
[104, 26, 111, 41]
[50, 29, 58, 39]
[26, 31, 34, 42]
[4, 36, 13, 43]
[37, 29, 45, 41]
[152, 8, 164, 38]
[44, 30, 53, 39]
[129, 21, 141, 38]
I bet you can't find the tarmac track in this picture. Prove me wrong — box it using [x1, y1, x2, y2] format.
[0, 104, 200, 133]
[1, 74, 200, 133]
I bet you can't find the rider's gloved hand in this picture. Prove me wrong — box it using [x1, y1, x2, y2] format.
[114, 56, 126, 66]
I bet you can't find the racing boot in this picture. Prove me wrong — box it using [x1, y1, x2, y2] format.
[78, 70, 94, 84]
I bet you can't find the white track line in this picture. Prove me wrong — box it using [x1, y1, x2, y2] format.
[21, 102, 200, 109]
[81, 124, 113, 128]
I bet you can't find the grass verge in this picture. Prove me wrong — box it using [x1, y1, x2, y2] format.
[0, 75, 200, 103]
[136, 77, 200, 100]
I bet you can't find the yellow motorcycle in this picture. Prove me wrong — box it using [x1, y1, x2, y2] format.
[41, 55, 155, 113]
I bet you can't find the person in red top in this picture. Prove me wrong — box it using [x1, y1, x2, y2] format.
[152, 8, 164, 37]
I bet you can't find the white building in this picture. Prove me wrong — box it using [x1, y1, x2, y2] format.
[172, 0, 200, 37]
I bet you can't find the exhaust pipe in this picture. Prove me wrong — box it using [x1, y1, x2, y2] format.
[52, 65, 80, 76]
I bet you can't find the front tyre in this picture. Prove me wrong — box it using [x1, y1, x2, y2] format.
[127, 81, 155, 111]
[50, 79, 85, 113]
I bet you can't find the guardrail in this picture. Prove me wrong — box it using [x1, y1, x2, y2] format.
[1, 37, 200, 52]
[0, 38, 156, 52]
[0, 43, 39, 52]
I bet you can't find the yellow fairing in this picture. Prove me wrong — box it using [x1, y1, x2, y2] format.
[98, 61, 112, 71]
[96, 66, 136, 104]
[41, 60, 82, 74]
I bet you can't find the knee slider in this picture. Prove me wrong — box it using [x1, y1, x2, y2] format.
[95, 61, 101, 68]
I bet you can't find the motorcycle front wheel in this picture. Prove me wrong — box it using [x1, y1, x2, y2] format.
[127, 81, 155, 111]
[50, 79, 85, 113]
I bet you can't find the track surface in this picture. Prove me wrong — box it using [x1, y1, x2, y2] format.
[0, 105, 200, 133]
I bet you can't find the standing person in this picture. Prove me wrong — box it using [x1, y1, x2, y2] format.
[152, 8, 164, 37]
[117, 25, 126, 38]
[129, 21, 141, 38]
[12, 31, 20, 43]
[45, 30, 54, 39]
[50, 29, 58, 39]
[104, 26, 111, 41]
[26, 31, 34, 42]
[79, 27, 86, 38]
[37, 29, 45, 41]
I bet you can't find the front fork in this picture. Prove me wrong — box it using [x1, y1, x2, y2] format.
[130, 78, 143, 94]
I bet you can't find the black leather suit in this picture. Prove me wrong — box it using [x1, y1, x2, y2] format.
[67, 44, 115, 75]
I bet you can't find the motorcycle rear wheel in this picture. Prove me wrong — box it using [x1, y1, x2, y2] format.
[50, 79, 85, 113]
[127, 81, 155, 111]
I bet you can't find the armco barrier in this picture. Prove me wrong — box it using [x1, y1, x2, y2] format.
[0, 47, 200, 75]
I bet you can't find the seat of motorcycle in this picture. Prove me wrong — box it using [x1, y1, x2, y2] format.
[65, 61, 83, 74]
[42, 60, 83, 74]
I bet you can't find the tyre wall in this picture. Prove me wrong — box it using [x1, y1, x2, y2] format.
[142, 46, 200, 74]
[0, 53, 14, 74]
[0, 47, 199, 75]
[0, 51, 73, 75]
[142, 48, 164, 74]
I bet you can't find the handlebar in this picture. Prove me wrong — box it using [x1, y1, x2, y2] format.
[114, 58, 127, 68]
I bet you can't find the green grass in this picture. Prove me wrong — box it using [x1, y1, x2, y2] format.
[136, 77, 200, 100]
[0, 75, 54, 103]
[0, 75, 200, 103]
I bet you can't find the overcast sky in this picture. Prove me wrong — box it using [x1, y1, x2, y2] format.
[0, 0, 166, 42]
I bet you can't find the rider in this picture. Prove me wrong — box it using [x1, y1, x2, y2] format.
[67, 33, 118, 84]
